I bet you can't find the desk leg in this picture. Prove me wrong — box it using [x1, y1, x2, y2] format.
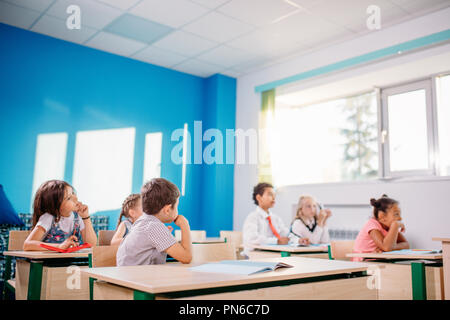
[411, 262, 426, 300]
[27, 261, 43, 300]
[327, 245, 334, 260]
[133, 290, 155, 300]
[2, 255, 12, 299]
[88, 254, 93, 300]
[281, 251, 291, 257]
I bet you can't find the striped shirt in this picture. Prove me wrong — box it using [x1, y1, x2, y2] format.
[116, 214, 176, 266]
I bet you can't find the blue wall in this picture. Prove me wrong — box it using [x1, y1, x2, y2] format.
[0, 23, 236, 233]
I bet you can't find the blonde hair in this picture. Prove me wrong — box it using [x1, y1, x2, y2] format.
[294, 195, 319, 223]
[117, 193, 141, 229]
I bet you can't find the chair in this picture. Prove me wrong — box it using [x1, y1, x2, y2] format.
[90, 245, 119, 268]
[2, 230, 31, 299]
[98, 230, 116, 246]
[329, 240, 355, 260]
[89, 245, 119, 300]
[175, 230, 206, 242]
[190, 242, 236, 264]
[219, 230, 244, 259]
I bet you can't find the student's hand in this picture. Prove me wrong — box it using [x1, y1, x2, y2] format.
[75, 202, 89, 219]
[299, 238, 310, 245]
[58, 235, 79, 250]
[174, 215, 189, 228]
[392, 221, 405, 233]
[277, 237, 289, 245]
[374, 247, 383, 253]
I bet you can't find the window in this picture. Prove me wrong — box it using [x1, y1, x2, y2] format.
[143, 132, 163, 183]
[31, 132, 68, 209]
[381, 80, 434, 176]
[436, 74, 450, 176]
[272, 91, 378, 186]
[270, 72, 450, 186]
[72, 127, 135, 213]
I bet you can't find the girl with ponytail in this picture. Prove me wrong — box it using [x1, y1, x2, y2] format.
[110, 194, 143, 246]
[352, 194, 409, 261]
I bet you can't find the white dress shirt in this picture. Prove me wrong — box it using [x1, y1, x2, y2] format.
[242, 206, 292, 254]
[290, 218, 330, 244]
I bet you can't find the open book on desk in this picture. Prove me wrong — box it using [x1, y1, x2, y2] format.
[189, 260, 293, 275]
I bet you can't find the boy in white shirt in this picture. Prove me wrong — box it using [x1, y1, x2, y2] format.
[242, 183, 308, 257]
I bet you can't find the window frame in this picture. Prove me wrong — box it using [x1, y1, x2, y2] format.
[380, 79, 437, 178]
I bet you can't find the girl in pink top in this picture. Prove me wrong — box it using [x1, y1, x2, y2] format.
[352, 195, 409, 261]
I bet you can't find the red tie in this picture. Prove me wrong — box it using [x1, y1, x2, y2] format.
[267, 216, 281, 240]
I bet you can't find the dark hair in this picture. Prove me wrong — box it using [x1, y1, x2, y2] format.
[141, 178, 180, 215]
[252, 182, 273, 205]
[370, 194, 399, 219]
[117, 193, 141, 228]
[32, 180, 73, 228]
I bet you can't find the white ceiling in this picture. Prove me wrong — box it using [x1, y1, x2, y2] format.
[1, 0, 450, 78]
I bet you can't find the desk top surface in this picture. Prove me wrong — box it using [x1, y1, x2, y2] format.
[81, 256, 369, 294]
[192, 237, 225, 244]
[250, 244, 329, 253]
[2, 249, 91, 259]
[432, 237, 450, 242]
[346, 252, 442, 260]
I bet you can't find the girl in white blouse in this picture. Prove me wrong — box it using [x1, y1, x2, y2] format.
[290, 195, 332, 244]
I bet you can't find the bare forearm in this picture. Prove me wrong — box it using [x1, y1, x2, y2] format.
[23, 240, 57, 251]
[83, 219, 98, 245]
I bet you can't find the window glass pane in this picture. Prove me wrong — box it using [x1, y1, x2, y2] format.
[73, 127, 135, 213]
[31, 132, 68, 209]
[437, 74, 450, 175]
[143, 132, 163, 183]
[387, 89, 428, 171]
[272, 92, 378, 186]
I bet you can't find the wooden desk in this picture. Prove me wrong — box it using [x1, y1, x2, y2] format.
[247, 244, 329, 260]
[82, 256, 376, 300]
[192, 237, 225, 244]
[433, 237, 450, 300]
[3, 250, 91, 300]
[347, 252, 443, 300]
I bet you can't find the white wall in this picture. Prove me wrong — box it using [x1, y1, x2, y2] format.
[233, 7, 450, 249]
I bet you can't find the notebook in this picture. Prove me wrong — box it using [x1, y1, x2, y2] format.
[189, 260, 293, 275]
[382, 249, 442, 255]
[40, 243, 91, 253]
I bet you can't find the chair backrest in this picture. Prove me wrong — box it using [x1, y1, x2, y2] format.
[8, 230, 31, 250]
[98, 230, 116, 246]
[330, 240, 355, 260]
[175, 230, 206, 242]
[91, 245, 119, 268]
[219, 231, 243, 247]
[190, 243, 236, 264]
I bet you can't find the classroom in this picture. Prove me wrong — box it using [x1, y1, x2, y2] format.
[1, 0, 450, 307]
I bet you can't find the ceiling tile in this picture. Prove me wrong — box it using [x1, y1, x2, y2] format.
[219, 68, 243, 78]
[96, 0, 141, 11]
[265, 11, 354, 48]
[104, 13, 173, 44]
[130, 0, 209, 28]
[182, 11, 255, 43]
[0, 1, 40, 29]
[3, 0, 54, 12]
[196, 45, 260, 68]
[306, 0, 407, 33]
[132, 45, 188, 67]
[152, 30, 219, 56]
[288, 0, 327, 10]
[85, 31, 147, 57]
[31, 14, 98, 44]
[217, 0, 300, 26]
[172, 58, 225, 77]
[390, 0, 450, 15]
[46, 0, 122, 29]
[188, 0, 230, 9]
